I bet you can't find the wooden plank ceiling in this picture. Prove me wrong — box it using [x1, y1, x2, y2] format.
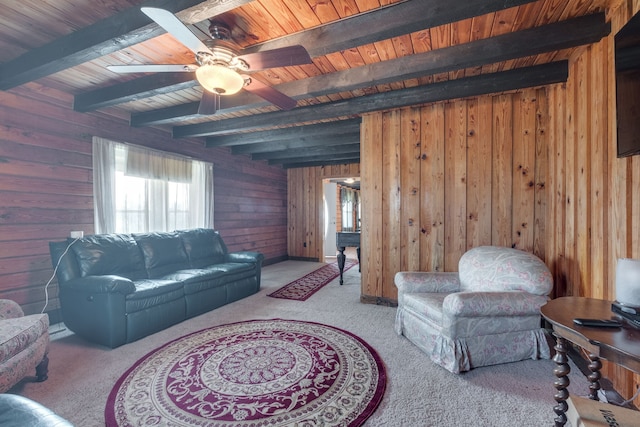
[0, 0, 612, 168]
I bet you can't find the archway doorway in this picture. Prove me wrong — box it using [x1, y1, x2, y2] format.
[322, 177, 360, 263]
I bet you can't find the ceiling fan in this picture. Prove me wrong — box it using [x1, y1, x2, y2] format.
[107, 7, 312, 115]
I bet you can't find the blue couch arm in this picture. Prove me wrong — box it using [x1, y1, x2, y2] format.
[58, 275, 135, 348]
[61, 275, 136, 295]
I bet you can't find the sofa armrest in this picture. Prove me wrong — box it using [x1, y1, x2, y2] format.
[60, 275, 136, 295]
[443, 291, 548, 317]
[226, 251, 264, 264]
[394, 271, 460, 294]
[0, 299, 24, 320]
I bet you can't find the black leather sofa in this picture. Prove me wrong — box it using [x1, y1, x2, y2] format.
[49, 228, 263, 348]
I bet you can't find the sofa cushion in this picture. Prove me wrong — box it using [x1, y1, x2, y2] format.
[178, 228, 228, 268]
[162, 263, 256, 295]
[125, 279, 185, 313]
[159, 269, 214, 284]
[0, 314, 49, 364]
[133, 232, 190, 278]
[200, 262, 255, 276]
[71, 234, 146, 280]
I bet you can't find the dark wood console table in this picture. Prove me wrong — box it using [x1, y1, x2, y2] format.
[336, 232, 360, 285]
[540, 297, 640, 426]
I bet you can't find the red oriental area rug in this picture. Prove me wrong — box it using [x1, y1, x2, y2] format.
[267, 260, 358, 301]
[105, 319, 386, 427]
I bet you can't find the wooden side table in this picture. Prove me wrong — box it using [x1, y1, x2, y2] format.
[540, 297, 640, 426]
[336, 232, 360, 285]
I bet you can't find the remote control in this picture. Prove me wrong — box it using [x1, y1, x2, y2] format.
[573, 318, 622, 328]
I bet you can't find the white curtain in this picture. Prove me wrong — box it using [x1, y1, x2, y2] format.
[125, 143, 192, 182]
[93, 137, 117, 233]
[92, 137, 214, 234]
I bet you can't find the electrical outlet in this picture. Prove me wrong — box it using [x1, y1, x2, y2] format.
[70, 231, 84, 239]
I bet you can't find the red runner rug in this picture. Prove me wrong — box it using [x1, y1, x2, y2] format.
[105, 319, 386, 427]
[267, 259, 358, 301]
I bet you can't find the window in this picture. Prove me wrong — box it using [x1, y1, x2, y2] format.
[340, 186, 359, 232]
[93, 137, 213, 234]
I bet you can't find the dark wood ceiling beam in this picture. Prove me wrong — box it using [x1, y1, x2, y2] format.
[131, 102, 200, 126]
[252, 143, 360, 161]
[242, 0, 536, 57]
[288, 12, 608, 98]
[74, 73, 197, 112]
[174, 61, 569, 138]
[131, 92, 265, 126]
[132, 12, 607, 126]
[81, 0, 539, 118]
[211, 119, 361, 147]
[231, 132, 361, 154]
[272, 154, 361, 167]
[0, 0, 254, 90]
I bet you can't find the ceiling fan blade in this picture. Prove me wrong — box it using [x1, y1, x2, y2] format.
[107, 64, 198, 73]
[198, 91, 220, 115]
[141, 7, 212, 55]
[243, 77, 297, 110]
[237, 45, 312, 71]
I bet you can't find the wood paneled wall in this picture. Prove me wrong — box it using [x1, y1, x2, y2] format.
[0, 84, 288, 318]
[360, 88, 548, 304]
[287, 164, 360, 260]
[284, 0, 640, 405]
[546, 0, 640, 406]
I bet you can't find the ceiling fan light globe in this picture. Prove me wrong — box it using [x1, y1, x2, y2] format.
[196, 64, 244, 95]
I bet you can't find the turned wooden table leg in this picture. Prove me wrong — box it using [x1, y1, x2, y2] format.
[587, 352, 602, 400]
[337, 246, 346, 285]
[552, 333, 570, 427]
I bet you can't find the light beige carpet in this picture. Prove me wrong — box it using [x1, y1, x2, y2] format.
[11, 260, 588, 426]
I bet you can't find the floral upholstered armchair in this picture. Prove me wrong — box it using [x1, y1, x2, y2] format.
[394, 246, 553, 373]
[0, 299, 49, 392]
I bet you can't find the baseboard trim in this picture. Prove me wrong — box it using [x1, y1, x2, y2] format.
[360, 294, 398, 307]
[263, 255, 290, 266]
[287, 256, 321, 262]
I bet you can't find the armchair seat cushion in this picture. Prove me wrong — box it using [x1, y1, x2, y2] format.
[0, 314, 49, 365]
[402, 293, 450, 324]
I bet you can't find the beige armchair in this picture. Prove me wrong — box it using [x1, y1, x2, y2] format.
[0, 299, 50, 392]
[394, 246, 553, 373]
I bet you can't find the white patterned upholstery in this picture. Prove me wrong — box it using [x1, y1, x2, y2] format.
[394, 246, 552, 373]
[0, 299, 49, 392]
